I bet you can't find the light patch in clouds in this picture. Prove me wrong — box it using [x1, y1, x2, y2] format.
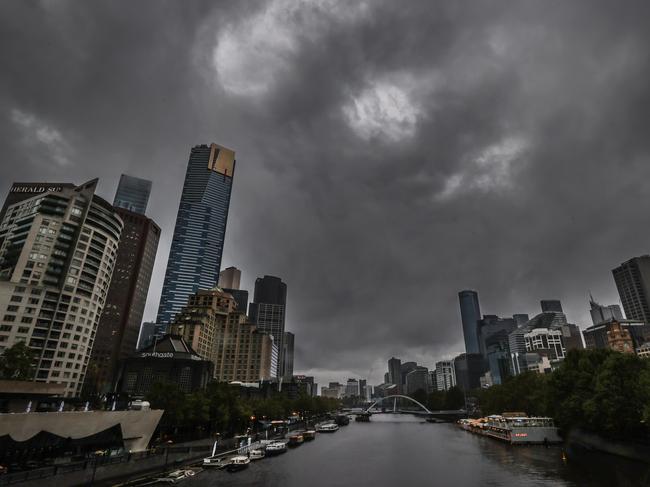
[437, 136, 528, 200]
[343, 77, 423, 142]
[10, 109, 73, 167]
[213, 0, 368, 96]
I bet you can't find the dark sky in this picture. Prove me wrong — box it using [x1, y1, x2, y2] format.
[1, 0, 650, 386]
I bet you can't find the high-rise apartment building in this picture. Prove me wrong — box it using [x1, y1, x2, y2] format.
[0, 181, 123, 396]
[170, 287, 236, 363]
[612, 256, 650, 322]
[218, 266, 241, 290]
[459, 290, 481, 354]
[84, 207, 160, 395]
[249, 275, 287, 377]
[282, 331, 294, 380]
[157, 143, 236, 324]
[113, 174, 152, 215]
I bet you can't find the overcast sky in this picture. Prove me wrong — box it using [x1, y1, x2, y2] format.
[1, 0, 649, 386]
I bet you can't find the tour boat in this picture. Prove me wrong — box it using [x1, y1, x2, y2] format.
[288, 433, 304, 446]
[317, 423, 339, 433]
[265, 440, 288, 455]
[335, 414, 351, 426]
[249, 448, 265, 460]
[226, 455, 251, 472]
[303, 430, 316, 441]
[459, 414, 562, 445]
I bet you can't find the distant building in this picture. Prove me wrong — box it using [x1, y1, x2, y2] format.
[137, 322, 168, 349]
[218, 266, 241, 290]
[249, 276, 287, 378]
[113, 174, 152, 215]
[583, 319, 649, 354]
[637, 342, 650, 358]
[478, 315, 517, 358]
[345, 378, 360, 397]
[453, 353, 487, 392]
[156, 143, 236, 325]
[612, 256, 650, 322]
[435, 361, 456, 391]
[282, 331, 294, 380]
[405, 367, 429, 396]
[293, 375, 317, 396]
[459, 290, 481, 354]
[387, 357, 402, 393]
[116, 334, 213, 395]
[540, 300, 563, 313]
[223, 288, 248, 314]
[400, 361, 418, 390]
[524, 328, 566, 361]
[589, 296, 624, 325]
[484, 330, 512, 385]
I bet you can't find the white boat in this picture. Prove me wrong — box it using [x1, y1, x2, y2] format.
[317, 423, 339, 432]
[155, 469, 195, 483]
[226, 455, 251, 472]
[265, 440, 288, 455]
[203, 455, 229, 468]
[249, 448, 265, 460]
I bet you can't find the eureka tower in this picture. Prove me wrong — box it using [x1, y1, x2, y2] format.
[157, 143, 236, 324]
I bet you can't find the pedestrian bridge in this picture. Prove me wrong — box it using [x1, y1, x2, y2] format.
[345, 395, 467, 422]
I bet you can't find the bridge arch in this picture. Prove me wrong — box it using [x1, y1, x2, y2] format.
[365, 395, 431, 414]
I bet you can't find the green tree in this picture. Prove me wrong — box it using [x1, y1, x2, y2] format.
[444, 386, 465, 409]
[0, 342, 35, 380]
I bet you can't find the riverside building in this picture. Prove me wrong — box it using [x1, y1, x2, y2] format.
[0, 181, 123, 396]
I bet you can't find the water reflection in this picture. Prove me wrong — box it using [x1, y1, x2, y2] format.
[185, 415, 650, 487]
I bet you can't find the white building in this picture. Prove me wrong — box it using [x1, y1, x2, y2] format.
[434, 360, 456, 391]
[0, 181, 123, 397]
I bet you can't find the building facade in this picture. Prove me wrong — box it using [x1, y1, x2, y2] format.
[612, 256, 650, 322]
[249, 275, 287, 377]
[117, 334, 213, 395]
[0, 181, 123, 396]
[434, 360, 456, 391]
[459, 290, 481, 354]
[84, 207, 160, 395]
[589, 296, 624, 325]
[387, 357, 402, 394]
[582, 319, 649, 353]
[218, 266, 241, 290]
[113, 174, 151, 215]
[282, 331, 294, 380]
[405, 367, 429, 396]
[157, 143, 236, 324]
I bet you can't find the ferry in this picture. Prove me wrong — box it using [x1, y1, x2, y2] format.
[226, 456, 250, 472]
[317, 423, 339, 433]
[202, 455, 229, 468]
[155, 469, 196, 483]
[459, 414, 562, 445]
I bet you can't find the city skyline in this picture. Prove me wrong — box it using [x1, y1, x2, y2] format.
[2, 1, 650, 387]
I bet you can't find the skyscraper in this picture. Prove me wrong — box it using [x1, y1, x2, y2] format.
[113, 174, 152, 215]
[612, 256, 650, 322]
[157, 143, 236, 324]
[249, 275, 287, 377]
[387, 357, 402, 393]
[459, 290, 481, 354]
[0, 181, 123, 396]
[282, 331, 295, 380]
[540, 300, 563, 313]
[84, 207, 160, 395]
[218, 266, 241, 290]
[589, 296, 624, 325]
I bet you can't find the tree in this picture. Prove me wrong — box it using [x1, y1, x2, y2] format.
[444, 386, 465, 409]
[0, 342, 35, 380]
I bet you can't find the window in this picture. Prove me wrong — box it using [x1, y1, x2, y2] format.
[3, 315, 15, 322]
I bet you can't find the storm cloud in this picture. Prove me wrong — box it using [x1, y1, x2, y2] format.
[1, 0, 650, 385]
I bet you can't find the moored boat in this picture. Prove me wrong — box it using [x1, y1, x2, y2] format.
[303, 430, 316, 441]
[288, 433, 304, 446]
[459, 414, 562, 445]
[155, 469, 195, 483]
[249, 448, 265, 460]
[226, 455, 250, 472]
[335, 414, 350, 426]
[317, 422, 339, 433]
[203, 455, 229, 468]
[265, 440, 288, 455]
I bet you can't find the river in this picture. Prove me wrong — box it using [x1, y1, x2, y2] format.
[184, 415, 650, 487]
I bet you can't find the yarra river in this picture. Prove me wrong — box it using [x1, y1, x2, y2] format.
[185, 415, 650, 487]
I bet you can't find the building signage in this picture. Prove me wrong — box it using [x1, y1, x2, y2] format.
[10, 185, 63, 194]
[140, 352, 174, 359]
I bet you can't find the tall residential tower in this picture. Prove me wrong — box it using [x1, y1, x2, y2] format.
[157, 143, 236, 324]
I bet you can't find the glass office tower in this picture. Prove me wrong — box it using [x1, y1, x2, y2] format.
[113, 174, 152, 215]
[459, 289, 482, 354]
[156, 143, 236, 324]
